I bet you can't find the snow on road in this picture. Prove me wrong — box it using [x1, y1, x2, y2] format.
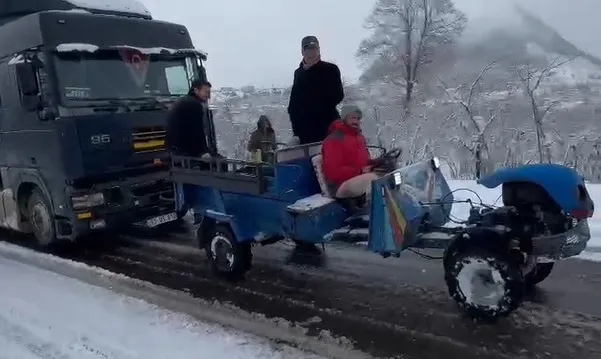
[0, 254, 322, 359]
[448, 180, 601, 261]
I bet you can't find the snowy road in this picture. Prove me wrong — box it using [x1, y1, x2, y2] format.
[1, 180, 601, 359]
[12, 224, 595, 359]
[0, 254, 324, 359]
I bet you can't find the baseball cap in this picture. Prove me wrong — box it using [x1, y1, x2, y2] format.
[301, 36, 319, 49]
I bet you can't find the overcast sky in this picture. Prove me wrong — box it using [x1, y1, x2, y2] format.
[139, 0, 601, 88]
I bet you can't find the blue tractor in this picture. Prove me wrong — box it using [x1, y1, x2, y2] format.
[170, 143, 594, 320]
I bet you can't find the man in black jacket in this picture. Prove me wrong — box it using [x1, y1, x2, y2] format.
[166, 79, 218, 158]
[287, 36, 344, 145]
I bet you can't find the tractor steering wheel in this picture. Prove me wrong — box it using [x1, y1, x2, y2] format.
[382, 147, 403, 160]
[372, 147, 403, 173]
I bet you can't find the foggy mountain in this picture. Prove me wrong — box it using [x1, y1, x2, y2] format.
[448, 4, 601, 92]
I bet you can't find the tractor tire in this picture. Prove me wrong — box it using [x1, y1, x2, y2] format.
[444, 246, 525, 321]
[204, 224, 252, 280]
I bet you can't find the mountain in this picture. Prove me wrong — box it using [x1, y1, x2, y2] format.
[453, 4, 601, 91]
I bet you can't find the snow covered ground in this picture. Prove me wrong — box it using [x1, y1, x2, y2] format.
[0, 247, 325, 359]
[447, 180, 601, 260]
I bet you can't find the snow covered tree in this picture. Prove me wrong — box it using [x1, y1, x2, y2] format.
[515, 56, 578, 163]
[356, 0, 466, 113]
[438, 61, 499, 179]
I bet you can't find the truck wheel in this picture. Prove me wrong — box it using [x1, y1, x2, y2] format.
[27, 189, 56, 247]
[205, 224, 252, 280]
[525, 262, 554, 286]
[444, 246, 525, 321]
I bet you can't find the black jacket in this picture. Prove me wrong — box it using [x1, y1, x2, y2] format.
[287, 60, 344, 144]
[166, 93, 218, 157]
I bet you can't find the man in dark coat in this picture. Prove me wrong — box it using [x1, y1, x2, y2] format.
[287, 36, 344, 145]
[167, 79, 221, 218]
[166, 79, 218, 158]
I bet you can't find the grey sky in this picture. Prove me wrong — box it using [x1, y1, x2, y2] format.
[140, 0, 601, 88]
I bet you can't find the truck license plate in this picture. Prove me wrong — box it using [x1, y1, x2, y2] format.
[144, 212, 178, 227]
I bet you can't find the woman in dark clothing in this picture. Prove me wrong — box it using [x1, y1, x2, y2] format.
[247, 115, 277, 162]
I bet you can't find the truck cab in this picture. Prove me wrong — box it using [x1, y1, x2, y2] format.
[0, 0, 208, 245]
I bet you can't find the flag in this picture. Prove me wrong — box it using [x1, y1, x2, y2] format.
[119, 48, 149, 87]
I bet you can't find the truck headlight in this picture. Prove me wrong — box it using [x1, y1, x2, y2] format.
[71, 193, 105, 209]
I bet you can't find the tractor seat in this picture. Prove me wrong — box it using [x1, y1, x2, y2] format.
[311, 154, 333, 198]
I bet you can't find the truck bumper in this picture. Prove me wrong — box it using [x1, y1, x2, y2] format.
[58, 171, 176, 240]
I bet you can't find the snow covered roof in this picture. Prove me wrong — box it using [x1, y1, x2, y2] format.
[64, 0, 151, 17]
[54, 43, 208, 60]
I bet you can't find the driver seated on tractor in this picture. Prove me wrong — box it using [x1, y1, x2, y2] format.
[321, 104, 380, 201]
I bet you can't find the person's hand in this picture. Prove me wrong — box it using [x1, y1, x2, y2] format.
[200, 153, 211, 161]
[361, 166, 372, 174]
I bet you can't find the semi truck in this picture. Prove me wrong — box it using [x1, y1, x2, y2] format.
[0, 0, 208, 245]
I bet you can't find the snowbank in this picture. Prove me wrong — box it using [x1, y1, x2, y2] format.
[0, 242, 366, 359]
[0, 253, 324, 359]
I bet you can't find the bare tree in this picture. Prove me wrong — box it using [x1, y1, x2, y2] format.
[438, 61, 499, 179]
[356, 0, 466, 113]
[515, 55, 578, 163]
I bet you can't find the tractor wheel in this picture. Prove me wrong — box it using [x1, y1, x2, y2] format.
[205, 224, 252, 280]
[444, 246, 525, 321]
[524, 262, 555, 287]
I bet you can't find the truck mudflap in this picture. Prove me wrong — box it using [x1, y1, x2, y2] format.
[368, 159, 453, 256]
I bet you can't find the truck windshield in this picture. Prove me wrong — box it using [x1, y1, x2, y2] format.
[53, 48, 198, 103]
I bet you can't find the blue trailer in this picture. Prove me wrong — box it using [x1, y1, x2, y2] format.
[170, 142, 594, 320]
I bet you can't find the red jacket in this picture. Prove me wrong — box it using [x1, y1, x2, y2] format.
[321, 120, 370, 187]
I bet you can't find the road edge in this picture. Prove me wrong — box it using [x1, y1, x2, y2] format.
[0, 241, 373, 359]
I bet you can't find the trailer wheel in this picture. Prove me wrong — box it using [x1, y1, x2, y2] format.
[444, 246, 524, 321]
[524, 262, 554, 286]
[27, 189, 56, 247]
[205, 224, 252, 280]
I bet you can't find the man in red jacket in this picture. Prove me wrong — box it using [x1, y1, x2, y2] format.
[321, 104, 379, 200]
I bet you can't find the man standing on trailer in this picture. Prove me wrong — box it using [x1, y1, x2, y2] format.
[167, 79, 221, 218]
[287, 36, 344, 145]
[166, 79, 218, 159]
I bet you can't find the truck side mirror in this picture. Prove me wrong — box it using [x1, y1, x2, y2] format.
[15, 63, 41, 111]
[16, 62, 39, 95]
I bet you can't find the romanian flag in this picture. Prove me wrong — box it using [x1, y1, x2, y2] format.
[383, 186, 408, 248]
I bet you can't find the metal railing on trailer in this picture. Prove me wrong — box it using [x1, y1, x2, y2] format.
[170, 155, 272, 196]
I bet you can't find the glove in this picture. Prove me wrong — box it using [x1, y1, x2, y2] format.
[200, 153, 211, 161]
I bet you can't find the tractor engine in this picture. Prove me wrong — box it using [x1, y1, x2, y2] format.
[467, 182, 574, 243]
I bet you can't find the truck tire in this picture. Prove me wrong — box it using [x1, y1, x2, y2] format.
[204, 224, 252, 280]
[524, 262, 554, 286]
[27, 189, 56, 247]
[444, 246, 525, 321]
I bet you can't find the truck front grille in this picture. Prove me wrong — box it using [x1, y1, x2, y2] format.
[133, 126, 166, 153]
[130, 179, 174, 208]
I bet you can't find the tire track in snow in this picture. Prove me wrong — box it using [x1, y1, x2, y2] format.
[114, 236, 601, 359]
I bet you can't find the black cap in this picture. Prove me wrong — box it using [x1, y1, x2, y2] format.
[301, 36, 319, 49]
[190, 78, 211, 89]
